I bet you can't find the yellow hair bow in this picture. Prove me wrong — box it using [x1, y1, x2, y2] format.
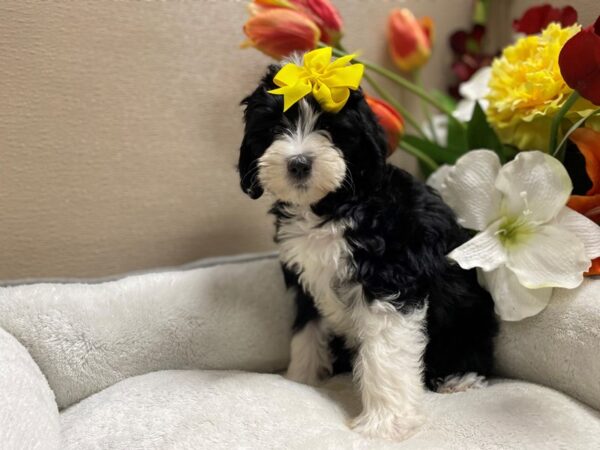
[268, 47, 364, 113]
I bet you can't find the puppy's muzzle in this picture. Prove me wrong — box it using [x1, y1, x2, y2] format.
[287, 155, 313, 181]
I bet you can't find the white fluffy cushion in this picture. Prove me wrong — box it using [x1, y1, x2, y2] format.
[1, 253, 600, 449]
[0, 327, 60, 450]
[1, 253, 599, 413]
[496, 279, 600, 410]
[60, 370, 600, 449]
[0, 255, 293, 409]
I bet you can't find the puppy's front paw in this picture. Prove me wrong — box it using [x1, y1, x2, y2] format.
[349, 410, 425, 441]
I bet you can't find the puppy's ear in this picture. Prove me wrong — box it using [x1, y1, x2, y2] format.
[352, 90, 388, 186]
[239, 136, 264, 199]
[238, 65, 283, 199]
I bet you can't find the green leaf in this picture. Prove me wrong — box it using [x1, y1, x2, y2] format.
[446, 115, 468, 154]
[419, 160, 435, 178]
[431, 90, 458, 112]
[467, 102, 506, 162]
[403, 135, 464, 165]
[502, 145, 519, 161]
[553, 107, 600, 161]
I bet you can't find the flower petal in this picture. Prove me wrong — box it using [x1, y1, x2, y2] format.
[422, 114, 448, 146]
[569, 127, 600, 196]
[426, 164, 451, 193]
[559, 18, 600, 106]
[458, 66, 492, 101]
[506, 224, 589, 289]
[438, 150, 502, 231]
[453, 99, 476, 122]
[495, 151, 572, 223]
[481, 266, 552, 321]
[448, 219, 506, 271]
[555, 206, 600, 259]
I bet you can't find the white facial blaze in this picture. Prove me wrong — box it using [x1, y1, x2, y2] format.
[257, 100, 347, 205]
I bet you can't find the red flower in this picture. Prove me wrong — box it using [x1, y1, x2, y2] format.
[450, 24, 485, 55]
[567, 128, 600, 276]
[242, 8, 320, 60]
[365, 95, 404, 156]
[387, 9, 434, 72]
[513, 4, 577, 35]
[447, 25, 495, 98]
[294, 0, 343, 45]
[559, 15, 600, 106]
[251, 0, 343, 45]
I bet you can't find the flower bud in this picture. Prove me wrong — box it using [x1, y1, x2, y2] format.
[365, 95, 404, 156]
[242, 8, 320, 60]
[387, 8, 433, 72]
[250, 0, 343, 45]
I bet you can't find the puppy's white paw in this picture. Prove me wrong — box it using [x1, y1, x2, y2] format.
[349, 410, 425, 441]
[436, 372, 487, 394]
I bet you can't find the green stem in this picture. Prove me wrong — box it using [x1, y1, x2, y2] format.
[553, 107, 600, 161]
[549, 91, 580, 154]
[327, 45, 455, 116]
[334, 41, 427, 139]
[399, 140, 439, 172]
[415, 70, 438, 144]
[363, 72, 427, 138]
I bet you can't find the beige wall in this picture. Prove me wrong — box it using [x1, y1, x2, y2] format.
[1, 0, 596, 280]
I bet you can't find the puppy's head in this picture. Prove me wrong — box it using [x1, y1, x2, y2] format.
[238, 63, 387, 205]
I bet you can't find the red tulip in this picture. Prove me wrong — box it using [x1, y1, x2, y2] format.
[559, 15, 600, 105]
[293, 0, 343, 45]
[513, 4, 577, 35]
[242, 8, 320, 60]
[251, 0, 343, 45]
[365, 95, 404, 156]
[387, 9, 434, 72]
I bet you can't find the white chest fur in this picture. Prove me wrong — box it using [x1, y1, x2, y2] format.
[277, 206, 357, 335]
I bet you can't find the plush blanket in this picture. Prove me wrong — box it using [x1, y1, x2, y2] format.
[0, 253, 599, 449]
[0, 254, 293, 409]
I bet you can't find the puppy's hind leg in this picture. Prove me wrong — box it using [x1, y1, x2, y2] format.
[285, 319, 332, 386]
[435, 372, 487, 393]
[350, 302, 428, 441]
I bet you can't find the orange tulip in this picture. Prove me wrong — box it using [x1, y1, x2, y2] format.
[295, 0, 343, 45]
[365, 95, 404, 156]
[251, 0, 343, 45]
[242, 8, 320, 60]
[387, 8, 434, 72]
[567, 127, 600, 276]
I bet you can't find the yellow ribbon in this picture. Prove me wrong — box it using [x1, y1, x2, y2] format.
[268, 47, 364, 113]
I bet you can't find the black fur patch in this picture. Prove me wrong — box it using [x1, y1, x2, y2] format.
[239, 66, 498, 388]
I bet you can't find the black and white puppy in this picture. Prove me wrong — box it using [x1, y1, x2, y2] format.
[238, 61, 498, 440]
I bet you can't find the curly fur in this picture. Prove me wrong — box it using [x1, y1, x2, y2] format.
[238, 63, 498, 440]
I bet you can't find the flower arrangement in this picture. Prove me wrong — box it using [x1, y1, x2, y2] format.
[240, 1, 600, 320]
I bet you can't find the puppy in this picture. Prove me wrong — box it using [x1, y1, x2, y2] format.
[237, 62, 498, 440]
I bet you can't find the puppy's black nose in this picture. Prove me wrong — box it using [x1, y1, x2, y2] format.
[287, 155, 312, 180]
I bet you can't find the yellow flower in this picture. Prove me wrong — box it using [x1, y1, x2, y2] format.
[486, 23, 598, 150]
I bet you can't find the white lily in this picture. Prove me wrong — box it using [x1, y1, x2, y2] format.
[429, 150, 600, 321]
[422, 66, 492, 145]
[452, 66, 492, 122]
